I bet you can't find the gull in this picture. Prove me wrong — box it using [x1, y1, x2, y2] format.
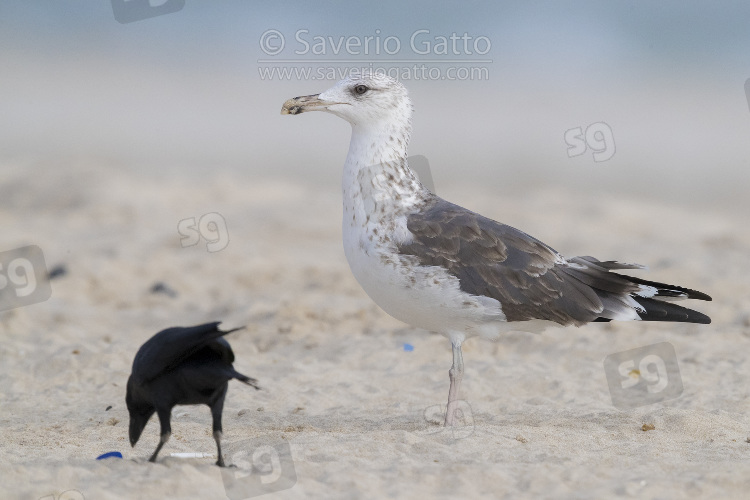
[281, 73, 711, 426]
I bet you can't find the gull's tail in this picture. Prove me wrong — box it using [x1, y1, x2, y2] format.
[565, 256, 712, 325]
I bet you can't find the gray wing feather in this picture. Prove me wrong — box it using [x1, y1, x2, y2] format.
[398, 198, 640, 325]
[133, 322, 240, 383]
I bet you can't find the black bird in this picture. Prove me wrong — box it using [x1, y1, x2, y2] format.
[126, 322, 259, 466]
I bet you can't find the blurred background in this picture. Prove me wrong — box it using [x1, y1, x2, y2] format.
[1, 0, 749, 211]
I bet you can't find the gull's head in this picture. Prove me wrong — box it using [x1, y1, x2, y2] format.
[281, 73, 412, 128]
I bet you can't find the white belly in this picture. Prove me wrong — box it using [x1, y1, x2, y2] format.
[339, 160, 555, 340]
[342, 218, 525, 340]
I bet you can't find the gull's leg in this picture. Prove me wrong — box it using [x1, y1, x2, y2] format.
[444, 339, 464, 427]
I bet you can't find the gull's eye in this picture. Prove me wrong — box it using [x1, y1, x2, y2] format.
[353, 84, 369, 95]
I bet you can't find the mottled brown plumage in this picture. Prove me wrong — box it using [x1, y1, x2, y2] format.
[399, 196, 711, 325]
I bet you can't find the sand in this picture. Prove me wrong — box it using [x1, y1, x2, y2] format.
[1, 162, 748, 500]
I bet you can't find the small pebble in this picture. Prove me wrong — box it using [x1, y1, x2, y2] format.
[47, 264, 68, 280]
[150, 282, 178, 298]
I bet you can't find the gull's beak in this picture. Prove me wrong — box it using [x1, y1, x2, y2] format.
[281, 94, 335, 115]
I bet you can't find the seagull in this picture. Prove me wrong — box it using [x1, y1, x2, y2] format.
[126, 322, 259, 465]
[281, 73, 711, 426]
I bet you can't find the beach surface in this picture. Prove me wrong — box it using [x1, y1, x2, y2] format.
[0, 162, 748, 500]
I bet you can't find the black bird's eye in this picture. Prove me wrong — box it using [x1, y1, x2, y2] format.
[353, 84, 369, 95]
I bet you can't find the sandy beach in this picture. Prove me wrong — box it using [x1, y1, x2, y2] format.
[3, 1, 750, 498]
[0, 159, 748, 499]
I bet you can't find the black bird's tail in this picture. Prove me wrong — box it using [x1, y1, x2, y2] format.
[233, 370, 261, 390]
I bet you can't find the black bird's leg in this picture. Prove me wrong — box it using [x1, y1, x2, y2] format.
[149, 407, 172, 463]
[212, 391, 227, 467]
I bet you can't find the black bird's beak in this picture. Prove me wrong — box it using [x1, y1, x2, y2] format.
[126, 375, 153, 447]
[127, 402, 154, 447]
[129, 415, 145, 447]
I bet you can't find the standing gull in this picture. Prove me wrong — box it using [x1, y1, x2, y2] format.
[281, 74, 711, 426]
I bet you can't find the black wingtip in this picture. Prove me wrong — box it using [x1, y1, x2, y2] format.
[623, 276, 712, 302]
[679, 288, 712, 302]
[220, 325, 246, 335]
[633, 297, 711, 324]
[204, 321, 245, 336]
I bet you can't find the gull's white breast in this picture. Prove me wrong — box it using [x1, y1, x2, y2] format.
[341, 207, 518, 340]
[338, 125, 554, 339]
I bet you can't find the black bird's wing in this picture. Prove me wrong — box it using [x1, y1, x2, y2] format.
[132, 322, 242, 383]
[398, 197, 711, 325]
[209, 337, 261, 389]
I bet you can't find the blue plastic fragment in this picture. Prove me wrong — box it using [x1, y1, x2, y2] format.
[96, 451, 123, 460]
[403, 343, 414, 352]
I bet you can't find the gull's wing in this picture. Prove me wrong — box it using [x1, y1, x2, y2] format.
[131, 322, 242, 383]
[398, 197, 710, 325]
